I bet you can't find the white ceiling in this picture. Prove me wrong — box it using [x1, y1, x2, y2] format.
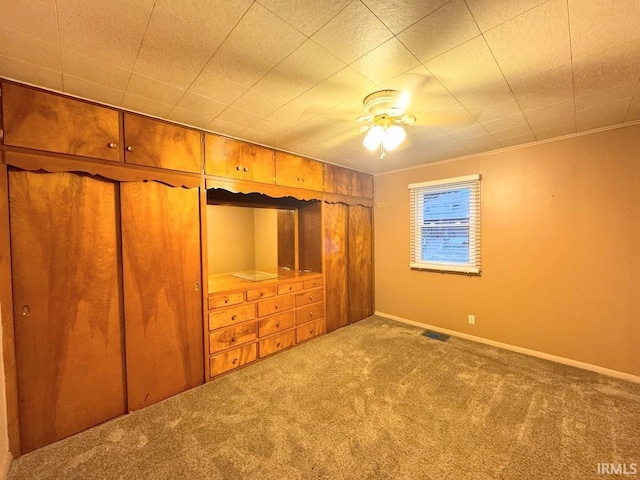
[1, 0, 639, 174]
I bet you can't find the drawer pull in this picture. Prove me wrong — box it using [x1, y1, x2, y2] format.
[275, 304, 279, 310]
[275, 321, 280, 327]
[309, 295, 313, 300]
[107, 142, 118, 149]
[224, 298, 229, 304]
[260, 292, 264, 297]
[288, 286, 292, 291]
[126, 146, 133, 152]
[276, 341, 281, 348]
[231, 336, 237, 342]
[232, 357, 238, 364]
[22, 305, 31, 317]
[243, 167, 249, 172]
[309, 311, 314, 317]
[231, 314, 237, 321]
[309, 329, 314, 334]
[236, 165, 241, 171]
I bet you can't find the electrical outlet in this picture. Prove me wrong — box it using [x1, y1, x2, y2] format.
[468, 314, 475, 325]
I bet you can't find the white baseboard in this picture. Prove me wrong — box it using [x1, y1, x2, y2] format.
[0, 451, 12, 480]
[375, 311, 640, 384]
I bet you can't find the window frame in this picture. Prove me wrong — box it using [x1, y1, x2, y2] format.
[409, 174, 481, 274]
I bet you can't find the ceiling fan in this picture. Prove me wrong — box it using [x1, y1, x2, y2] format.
[357, 89, 417, 159]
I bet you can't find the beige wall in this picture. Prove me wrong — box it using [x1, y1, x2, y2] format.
[375, 124, 640, 376]
[207, 206, 255, 274]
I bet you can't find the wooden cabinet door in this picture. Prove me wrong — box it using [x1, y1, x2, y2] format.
[9, 170, 125, 453]
[121, 182, 204, 411]
[2, 82, 121, 161]
[323, 164, 351, 196]
[275, 152, 324, 191]
[351, 171, 374, 198]
[348, 205, 374, 323]
[205, 134, 274, 184]
[323, 203, 349, 332]
[123, 113, 202, 173]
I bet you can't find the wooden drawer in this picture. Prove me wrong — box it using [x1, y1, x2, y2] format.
[257, 294, 294, 317]
[210, 343, 257, 377]
[259, 330, 295, 358]
[303, 277, 323, 289]
[208, 291, 244, 309]
[258, 311, 295, 337]
[295, 287, 324, 307]
[277, 282, 303, 295]
[209, 322, 258, 354]
[296, 318, 326, 343]
[246, 285, 277, 302]
[296, 302, 325, 325]
[208, 303, 256, 330]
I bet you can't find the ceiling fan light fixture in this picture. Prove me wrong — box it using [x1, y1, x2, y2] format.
[363, 125, 384, 151]
[382, 125, 406, 151]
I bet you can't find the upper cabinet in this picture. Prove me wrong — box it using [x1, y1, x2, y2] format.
[1, 82, 120, 162]
[275, 152, 324, 192]
[324, 164, 374, 199]
[205, 134, 274, 184]
[123, 113, 202, 174]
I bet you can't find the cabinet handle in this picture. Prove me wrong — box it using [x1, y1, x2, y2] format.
[231, 336, 237, 342]
[243, 167, 249, 172]
[107, 142, 118, 149]
[22, 305, 30, 317]
[126, 146, 133, 152]
[232, 357, 238, 364]
[260, 292, 264, 297]
[309, 329, 314, 334]
[236, 166, 242, 171]
[275, 321, 280, 327]
[288, 286, 292, 291]
[274, 304, 279, 310]
[224, 299, 229, 304]
[276, 341, 281, 348]
[309, 295, 313, 301]
[309, 311, 314, 317]
[231, 314, 237, 321]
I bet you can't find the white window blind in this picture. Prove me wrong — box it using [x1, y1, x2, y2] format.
[409, 174, 481, 273]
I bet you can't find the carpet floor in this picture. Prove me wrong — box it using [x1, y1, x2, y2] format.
[8, 316, 640, 479]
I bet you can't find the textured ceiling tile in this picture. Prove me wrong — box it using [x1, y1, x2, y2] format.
[190, 71, 248, 104]
[491, 123, 533, 141]
[465, 0, 548, 32]
[456, 134, 501, 151]
[216, 105, 261, 128]
[524, 100, 575, 129]
[61, 49, 130, 91]
[376, 66, 458, 111]
[252, 68, 312, 104]
[457, 82, 516, 112]
[531, 121, 576, 140]
[351, 38, 419, 84]
[58, 12, 141, 70]
[575, 99, 629, 132]
[0, 26, 60, 71]
[425, 36, 506, 95]
[134, 0, 252, 89]
[0, 54, 62, 90]
[62, 74, 124, 106]
[311, 1, 393, 64]
[480, 112, 530, 134]
[0, 0, 58, 43]
[277, 40, 346, 85]
[309, 67, 375, 108]
[398, 0, 480, 63]
[174, 92, 227, 119]
[207, 118, 245, 136]
[250, 117, 290, 136]
[232, 89, 283, 118]
[507, 63, 573, 109]
[166, 107, 214, 130]
[257, 0, 351, 36]
[574, 82, 637, 111]
[57, 0, 155, 37]
[471, 99, 523, 122]
[122, 92, 174, 118]
[569, 0, 640, 58]
[239, 129, 276, 145]
[446, 122, 489, 139]
[205, 3, 306, 87]
[497, 132, 536, 148]
[127, 74, 185, 105]
[485, 0, 570, 79]
[625, 85, 640, 122]
[421, 100, 476, 131]
[362, 0, 450, 34]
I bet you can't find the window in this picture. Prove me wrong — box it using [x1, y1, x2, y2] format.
[409, 174, 481, 273]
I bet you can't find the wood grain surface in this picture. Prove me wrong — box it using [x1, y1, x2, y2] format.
[205, 134, 274, 184]
[9, 170, 126, 453]
[323, 202, 349, 332]
[120, 181, 204, 411]
[2, 82, 121, 162]
[275, 152, 324, 192]
[348, 205, 374, 324]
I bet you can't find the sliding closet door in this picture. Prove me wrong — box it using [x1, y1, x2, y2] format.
[121, 182, 203, 411]
[348, 205, 374, 324]
[10, 170, 126, 453]
[324, 202, 349, 332]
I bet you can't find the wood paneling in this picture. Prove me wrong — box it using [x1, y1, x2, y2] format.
[2, 82, 121, 161]
[205, 135, 274, 184]
[323, 203, 349, 332]
[123, 113, 202, 173]
[121, 182, 203, 412]
[9, 170, 125, 453]
[277, 209, 296, 270]
[352, 170, 374, 199]
[323, 164, 351, 196]
[348, 205, 374, 323]
[275, 152, 324, 191]
[298, 202, 323, 273]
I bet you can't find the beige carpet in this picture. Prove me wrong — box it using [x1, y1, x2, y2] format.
[8, 316, 640, 479]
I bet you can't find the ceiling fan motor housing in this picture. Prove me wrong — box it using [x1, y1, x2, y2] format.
[362, 89, 405, 116]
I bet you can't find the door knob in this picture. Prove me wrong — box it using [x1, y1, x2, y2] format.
[22, 305, 30, 316]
